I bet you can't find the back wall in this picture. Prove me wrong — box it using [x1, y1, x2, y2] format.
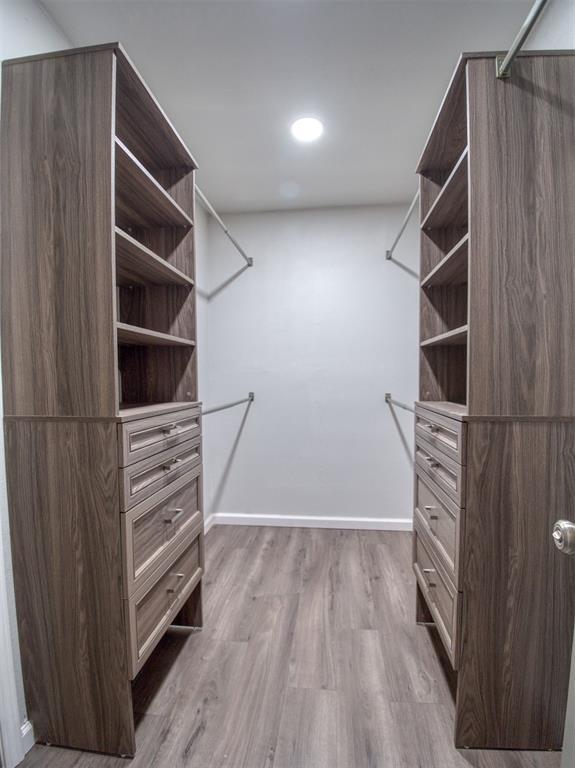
[199, 204, 419, 530]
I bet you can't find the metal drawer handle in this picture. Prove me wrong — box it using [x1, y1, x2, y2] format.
[163, 508, 185, 524]
[423, 505, 439, 521]
[162, 423, 178, 434]
[425, 424, 440, 434]
[163, 458, 182, 471]
[422, 567, 436, 587]
[166, 573, 186, 594]
[424, 456, 440, 469]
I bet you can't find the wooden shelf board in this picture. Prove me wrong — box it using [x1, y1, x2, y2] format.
[421, 325, 468, 348]
[115, 138, 193, 229]
[421, 233, 469, 288]
[117, 401, 200, 422]
[115, 227, 193, 287]
[115, 47, 198, 171]
[416, 401, 468, 421]
[421, 148, 468, 231]
[116, 322, 196, 348]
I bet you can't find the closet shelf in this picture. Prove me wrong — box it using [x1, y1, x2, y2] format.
[416, 400, 468, 420]
[420, 325, 468, 348]
[117, 401, 197, 421]
[115, 138, 194, 229]
[421, 147, 468, 231]
[117, 322, 196, 347]
[115, 227, 194, 287]
[421, 233, 469, 287]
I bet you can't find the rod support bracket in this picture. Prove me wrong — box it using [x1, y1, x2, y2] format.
[385, 392, 392, 404]
[495, 55, 511, 80]
[385, 250, 393, 261]
[248, 392, 255, 402]
[247, 257, 254, 267]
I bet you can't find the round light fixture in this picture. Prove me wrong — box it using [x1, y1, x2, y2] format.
[291, 117, 324, 143]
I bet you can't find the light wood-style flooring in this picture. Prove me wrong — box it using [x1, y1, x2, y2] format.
[21, 526, 562, 768]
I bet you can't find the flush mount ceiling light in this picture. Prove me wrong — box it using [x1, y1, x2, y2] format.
[291, 117, 324, 143]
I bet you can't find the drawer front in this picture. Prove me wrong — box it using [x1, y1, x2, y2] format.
[118, 406, 201, 467]
[415, 407, 465, 464]
[413, 519, 460, 668]
[122, 466, 203, 597]
[415, 434, 465, 506]
[120, 436, 202, 511]
[414, 468, 460, 583]
[127, 533, 203, 678]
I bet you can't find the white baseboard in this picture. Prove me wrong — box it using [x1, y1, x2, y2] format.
[209, 513, 412, 531]
[21, 720, 35, 753]
[204, 514, 216, 535]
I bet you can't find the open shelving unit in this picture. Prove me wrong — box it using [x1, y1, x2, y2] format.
[417, 64, 470, 411]
[113, 58, 198, 412]
[412, 51, 575, 753]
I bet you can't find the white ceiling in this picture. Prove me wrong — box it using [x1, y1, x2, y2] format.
[41, 0, 532, 212]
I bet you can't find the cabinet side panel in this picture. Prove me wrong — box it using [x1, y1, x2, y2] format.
[456, 421, 575, 749]
[467, 56, 575, 416]
[1, 51, 117, 417]
[4, 420, 135, 755]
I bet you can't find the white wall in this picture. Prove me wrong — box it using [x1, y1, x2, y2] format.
[200, 205, 419, 531]
[526, 0, 575, 49]
[0, 1, 72, 762]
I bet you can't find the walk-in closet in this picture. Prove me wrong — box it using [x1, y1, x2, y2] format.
[0, 1, 574, 767]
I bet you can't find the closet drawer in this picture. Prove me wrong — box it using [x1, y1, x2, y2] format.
[414, 468, 461, 584]
[118, 406, 201, 467]
[415, 406, 466, 464]
[413, 518, 460, 669]
[126, 533, 203, 678]
[120, 437, 202, 511]
[122, 466, 203, 597]
[415, 434, 465, 506]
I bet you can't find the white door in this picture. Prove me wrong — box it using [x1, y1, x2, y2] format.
[562, 626, 575, 768]
[553, 521, 575, 767]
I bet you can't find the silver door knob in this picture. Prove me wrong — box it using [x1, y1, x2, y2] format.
[552, 520, 575, 555]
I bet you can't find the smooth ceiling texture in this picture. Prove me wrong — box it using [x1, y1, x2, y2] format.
[40, 0, 533, 211]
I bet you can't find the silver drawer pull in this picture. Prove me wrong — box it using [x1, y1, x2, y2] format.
[422, 567, 436, 587]
[162, 423, 178, 434]
[173, 572, 185, 579]
[424, 456, 440, 468]
[166, 573, 186, 594]
[163, 458, 182, 471]
[423, 505, 439, 521]
[163, 508, 184, 524]
[425, 424, 440, 434]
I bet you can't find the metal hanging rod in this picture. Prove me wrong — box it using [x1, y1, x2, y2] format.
[386, 190, 420, 261]
[385, 392, 415, 414]
[196, 187, 253, 267]
[202, 392, 255, 416]
[496, 0, 550, 79]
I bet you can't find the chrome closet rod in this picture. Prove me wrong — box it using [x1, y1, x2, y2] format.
[385, 393, 415, 414]
[195, 187, 253, 267]
[202, 392, 255, 416]
[496, 0, 550, 78]
[386, 190, 420, 260]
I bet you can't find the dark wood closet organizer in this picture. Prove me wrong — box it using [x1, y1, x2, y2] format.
[414, 51, 575, 749]
[1, 43, 204, 756]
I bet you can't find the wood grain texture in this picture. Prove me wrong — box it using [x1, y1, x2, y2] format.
[467, 55, 575, 416]
[115, 48, 197, 171]
[115, 227, 194, 286]
[421, 147, 468, 231]
[18, 525, 562, 768]
[117, 321, 195, 347]
[0, 51, 117, 417]
[456, 421, 575, 749]
[4, 420, 134, 756]
[421, 234, 468, 288]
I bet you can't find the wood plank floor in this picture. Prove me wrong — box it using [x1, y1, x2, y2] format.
[21, 526, 562, 768]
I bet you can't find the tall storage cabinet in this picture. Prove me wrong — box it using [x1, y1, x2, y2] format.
[1, 43, 204, 756]
[413, 51, 575, 749]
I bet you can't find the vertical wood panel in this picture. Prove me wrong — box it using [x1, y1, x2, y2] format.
[455, 421, 575, 749]
[0, 51, 117, 417]
[5, 420, 135, 755]
[467, 56, 575, 416]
